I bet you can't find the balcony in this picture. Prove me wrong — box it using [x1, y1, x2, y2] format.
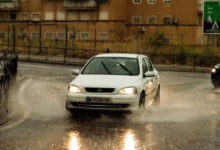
[0, 0, 20, 10]
[64, 0, 97, 10]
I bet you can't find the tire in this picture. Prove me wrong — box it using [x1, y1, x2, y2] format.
[139, 92, 145, 109]
[154, 87, 160, 106]
[213, 82, 218, 88]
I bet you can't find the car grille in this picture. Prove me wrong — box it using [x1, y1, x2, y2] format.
[71, 102, 129, 109]
[85, 87, 115, 93]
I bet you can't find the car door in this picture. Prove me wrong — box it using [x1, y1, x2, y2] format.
[144, 58, 158, 98]
[142, 57, 154, 102]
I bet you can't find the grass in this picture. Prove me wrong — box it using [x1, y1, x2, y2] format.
[0, 39, 220, 61]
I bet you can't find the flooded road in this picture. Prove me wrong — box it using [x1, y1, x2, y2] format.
[0, 62, 220, 150]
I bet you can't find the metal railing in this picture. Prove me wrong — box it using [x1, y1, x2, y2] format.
[146, 53, 220, 71]
[0, 52, 18, 119]
[1, 42, 219, 72]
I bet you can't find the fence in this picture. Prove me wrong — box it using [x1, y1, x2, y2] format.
[0, 52, 18, 121]
[0, 21, 127, 52]
[0, 21, 220, 52]
[147, 53, 220, 71]
[0, 21, 219, 70]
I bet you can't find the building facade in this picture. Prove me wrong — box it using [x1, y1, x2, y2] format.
[0, 0, 215, 52]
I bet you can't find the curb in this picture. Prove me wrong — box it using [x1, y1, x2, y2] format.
[0, 114, 14, 127]
[155, 66, 211, 73]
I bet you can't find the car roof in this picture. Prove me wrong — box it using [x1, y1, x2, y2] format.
[95, 53, 144, 58]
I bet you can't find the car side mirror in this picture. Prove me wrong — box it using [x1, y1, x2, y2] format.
[144, 71, 156, 78]
[72, 69, 80, 75]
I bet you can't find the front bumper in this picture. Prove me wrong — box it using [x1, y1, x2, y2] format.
[66, 93, 140, 111]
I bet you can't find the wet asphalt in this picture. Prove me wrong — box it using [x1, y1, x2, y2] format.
[0, 62, 220, 150]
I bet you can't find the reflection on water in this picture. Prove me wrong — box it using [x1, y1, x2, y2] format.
[68, 132, 80, 150]
[64, 124, 157, 150]
[123, 130, 137, 150]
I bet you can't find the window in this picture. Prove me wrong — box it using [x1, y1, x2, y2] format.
[163, 16, 172, 25]
[99, 32, 108, 41]
[133, 16, 141, 24]
[57, 32, 66, 40]
[80, 32, 89, 41]
[142, 59, 148, 74]
[144, 58, 154, 71]
[69, 32, 77, 40]
[57, 12, 65, 20]
[148, 0, 156, 4]
[20, 13, 29, 20]
[0, 33, 5, 39]
[10, 12, 17, 20]
[82, 57, 139, 76]
[80, 12, 90, 20]
[147, 16, 156, 24]
[45, 12, 54, 20]
[68, 12, 77, 20]
[32, 13, 41, 21]
[163, 0, 172, 4]
[45, 32, 54, 40]
[133, 0, 141, 4]
[99, 11, 109, 20]
[31, 32, 40, 40]
[17, 32, 28, 40]
[0, 13, 6, 21]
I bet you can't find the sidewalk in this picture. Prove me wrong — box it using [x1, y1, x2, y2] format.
[155, 64, 211, 73]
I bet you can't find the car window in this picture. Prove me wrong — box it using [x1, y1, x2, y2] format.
[144, 58, 154, 71]
[142, 58, 148, 74]
[82, 57, 140, 76]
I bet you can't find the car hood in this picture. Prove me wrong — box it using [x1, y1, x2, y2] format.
[71, 74, 140, 89]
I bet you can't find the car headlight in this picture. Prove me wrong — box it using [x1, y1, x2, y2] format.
[68, 85, 82, 93]
[118, 87, 137, 95]
[212, 68, 216, 73]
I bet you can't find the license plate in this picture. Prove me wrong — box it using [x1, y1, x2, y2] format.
[87, 97, 111, 103]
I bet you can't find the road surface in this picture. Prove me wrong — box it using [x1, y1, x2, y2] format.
[0, 62, 220, 150]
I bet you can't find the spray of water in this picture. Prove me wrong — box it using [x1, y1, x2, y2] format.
[8, 77, 70, 121]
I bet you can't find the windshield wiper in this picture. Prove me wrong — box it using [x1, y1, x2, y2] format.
[115, 62, 133, 75]
[101, 61, 112, 74]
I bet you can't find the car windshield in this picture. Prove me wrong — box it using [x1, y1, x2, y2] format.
[82, 57, 139, 76]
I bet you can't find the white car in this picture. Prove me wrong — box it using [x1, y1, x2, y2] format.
[66, 53, 160, 111]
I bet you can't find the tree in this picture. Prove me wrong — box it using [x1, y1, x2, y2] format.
[148, 31, 167, 54]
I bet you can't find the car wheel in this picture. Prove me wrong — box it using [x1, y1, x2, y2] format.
[139, 92, 145, 110]
[213, 83, 220, 88]
[154, 87, 160, 106]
